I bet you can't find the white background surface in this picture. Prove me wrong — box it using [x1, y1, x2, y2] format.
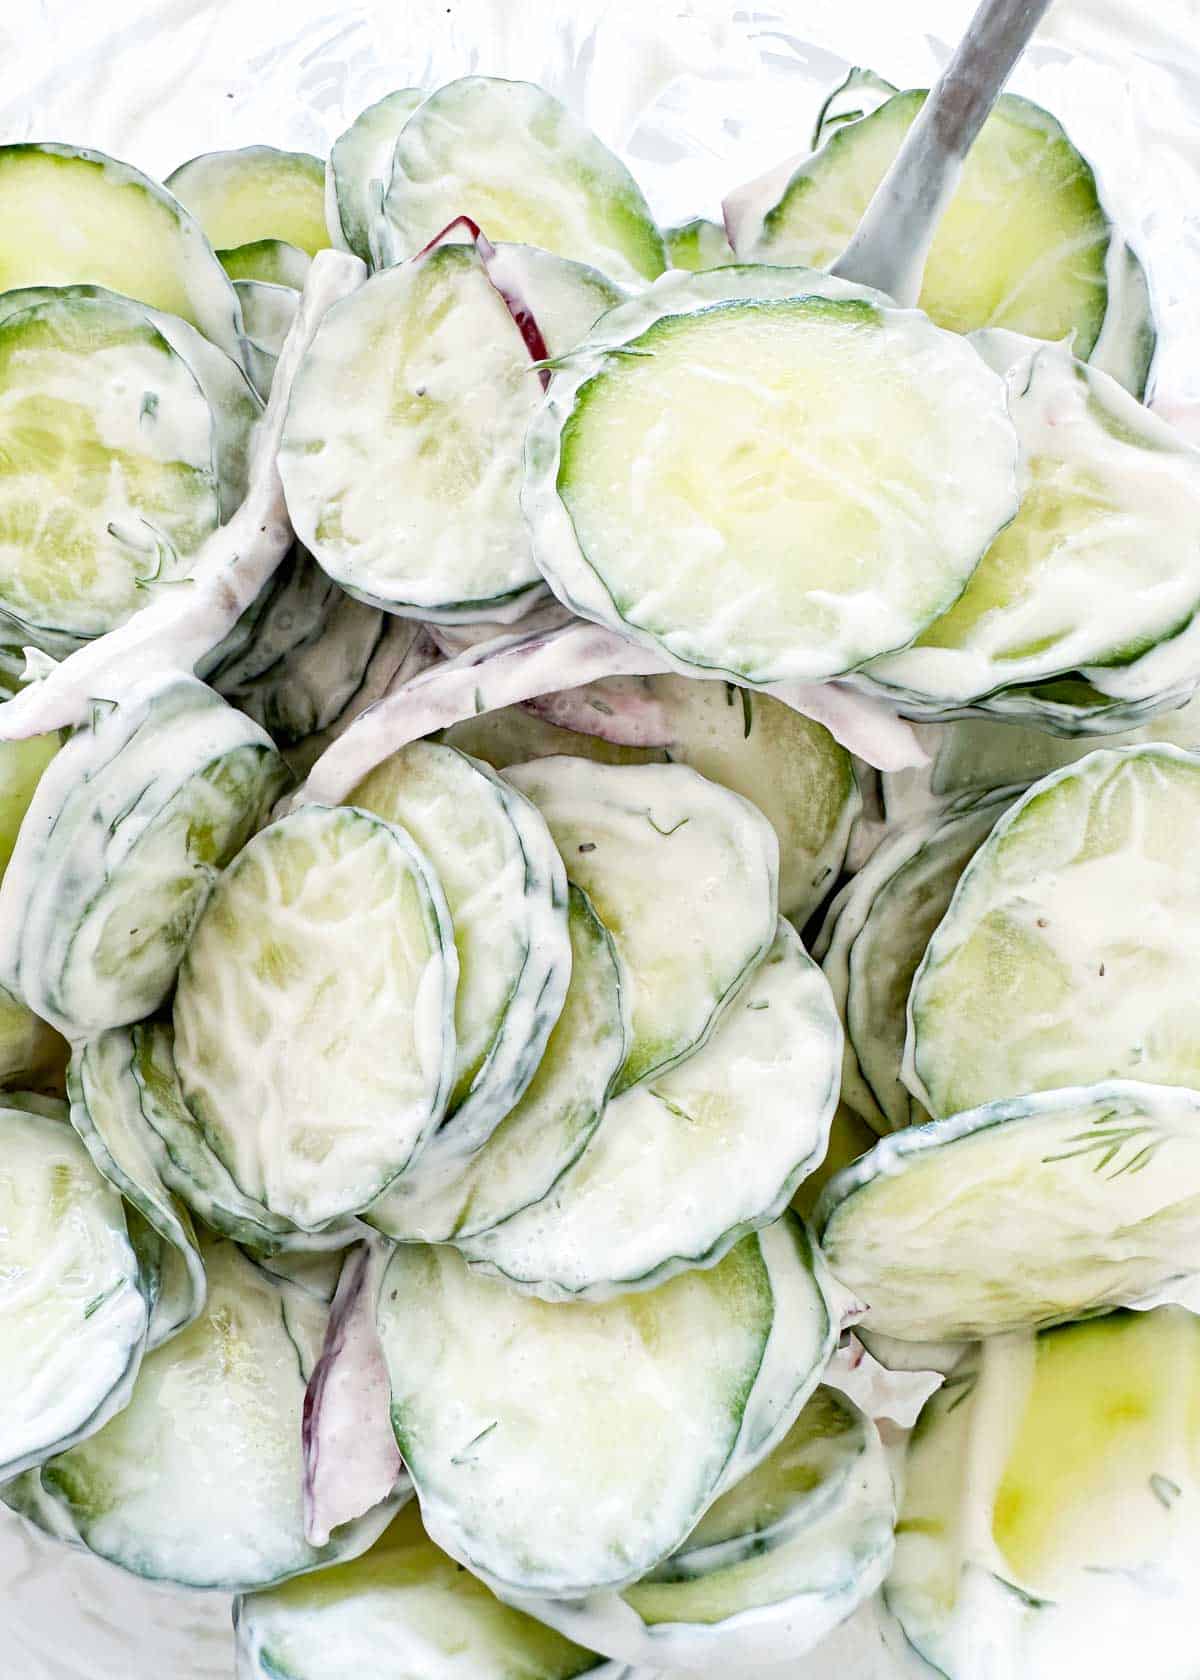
[1, 0, 1198, 1673]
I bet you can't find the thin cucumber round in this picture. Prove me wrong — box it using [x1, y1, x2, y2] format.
[218, 238, 312, 288]
[833, 792, 1013, 1134]
[166, 146, 330, 259]
[525, 274, 1019, 686]
[0, 142, 245, 361]
[0, 731, 66, 1087]
[907, 745, 1200, 1116]
[460, 920, 839, 1299]
[819, 1080, 1200, 1342]
[233, 279, 301, 399]
[279, 242, 615, 621]
[0, 291, 220, 653]
[503, 757, 778, 1091]
[69, 1032, 206, 1351]
[887, 1311, 1200, 1680]
[521, 1386, 894, 1669]
[131, 1021, 357, 1255]
[664, 218, 737, 271]
[3, 1234, 403, 1590]
[381, 76, 665, 286]
[173, 803, 458, 1229]
[0, 1095, 148, 1479]
[731, 87, 1155, 394]
[0, 283, 261, 524]
[442, 703, 668, 769]
[366, 884, 626, 1243]
[328, 88, 425, 266]
[347, 741, 570, 1153]
[862, 334, 1200, 707]
[0, 673, 290, 1040]
[379, 1216, 836, 1599]
[234, 1501, 630, 1680]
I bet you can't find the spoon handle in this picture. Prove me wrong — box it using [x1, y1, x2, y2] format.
[831, 0, 1054, 303]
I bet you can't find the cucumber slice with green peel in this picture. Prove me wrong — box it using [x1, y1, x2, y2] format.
[3, 1234, 403, 1590]
[69, 1033, 206, 1351]
[503, 757, 778, 1091]
[380, 76, 666, 286]
[328, 88, 425, 266]
[234, 1502, 629, 1680]
[279, 241, 614, 622]
[730, 88, 1155, 394]
[379, 1215, 836, 1599]
[648, 676, 858, 925]
[664, 219, 737, 271]
[346, 740, 570, 1150]
[522, 1386, 894, 1669]
[526, 283, 1019, 687]
[459, 920, 839, 1299]
[173, 803, 458, 1229]
[0, 283, 261, 524]
[819, 1080, 1200, 1342]
[883, 692, 1200, 823]
[887, 1311, 1200, 1680]
[131, 1022, 358, 1255]
[442, 703, 668, 769]
[861, 335, 1200, 708]
[367, 884, 625, 1244]
[166, 146, 330, 260]
[0, 673, 290, 1040]
[832, 793, 1014, 1134]
[218, 239, 311, 288]
[907, 745, 1200, 1117]
[234, 280, 301, 399]
[0, 291, 221, 654]
[0, 1095, 149, 1479]
[0, 143, 245, 362]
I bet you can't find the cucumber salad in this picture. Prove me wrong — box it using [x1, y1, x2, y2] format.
[0, 39, 1195, 1680]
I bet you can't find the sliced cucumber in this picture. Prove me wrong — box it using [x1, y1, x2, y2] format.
[328, 88, 425, 266]
[526, 276, 1019, 686]
[234, 1501, 626, 1680]
[0, 1095, 148, 1479]
[862, 335, 1200, 707]
[0, 142, 244, 361]
[503, 757, 777, 1090]
[279, 241, 614, 621]
[69, 1033, 206, 1351]
[218, 239, 312, 288]
[234, 280, 301, 398]
[665, 218, 737, 271]
[167, 146, 330, 259]
[907, 745, 1200, 1115]
[0, 731, 65, 1087]
[826, 792, 1013, 1134]
[0, 282, 261, 523]
[820, 1080, 1200, 1342]
[883, 691, 1200, 823]
[888, 1311, 1200, 1680]
[648, 675, 858, 925]
[368, 884, 625, 1243]
[381, 76, 665, 285]
[442, 703, 667, 769]
[461, 921, 839, 1298]
[173, 803, 458, 1229]
[379, 1216, 835, 1598]
[347, 741, 570, 1151]
[132, 1022, 355, 1254]
[3, 1234, 401, 1590]
[0, 673, 289, 1039]
[731, 88, 1155, 394]
[523, 1386, 894, 1668]
[0, 291, 220, 653]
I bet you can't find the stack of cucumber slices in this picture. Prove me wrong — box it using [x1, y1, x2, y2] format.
[0, 47, 1195, 1680]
